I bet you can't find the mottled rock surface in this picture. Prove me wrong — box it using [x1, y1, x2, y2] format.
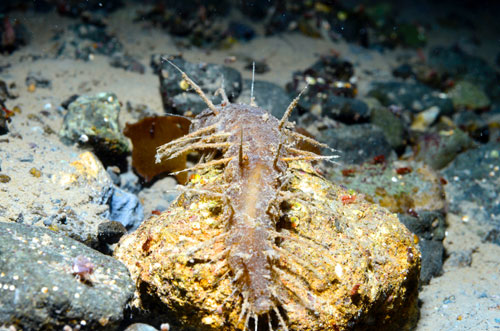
[115, 161, 420, 331]
[158, 57, 242, 115]
[59, 92, 129, 168]
[442, 142, 500, 243]
[0, 222, 134, 330]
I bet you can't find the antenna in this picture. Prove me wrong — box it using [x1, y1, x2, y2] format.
[250, 62, 256, 106]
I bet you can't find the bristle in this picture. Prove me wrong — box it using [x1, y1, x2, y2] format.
[280, 155, 339, 164]
[170, 156, 235, 175]
[278, 84, 308, 131]
[271, 302, 289, 331]
[272, 244, 325, 281]
[267, 312, 273, 331]
[285, 129, 338, 153]
[215, 75, 230, 105]
[239, 129, 244, 167]
[162, 57, 219, 115]
[272, 266, 314, 312]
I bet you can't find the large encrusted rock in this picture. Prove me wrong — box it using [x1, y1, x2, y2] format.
[115, 161, 420, 331]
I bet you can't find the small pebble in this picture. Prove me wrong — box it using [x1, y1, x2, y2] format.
[0, 174, 11, 183]
[29, 167, 42, 178]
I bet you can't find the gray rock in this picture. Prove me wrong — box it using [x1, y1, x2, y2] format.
[59, 92, 129, 169]
[367, 97, 406, 151]
[414, 129, 476, 170]
[158, 56, 242, 115]
[429, 46, 500, 102]
[104, 186, 144, 230]
[237, 79, 292, 119]
[319, 124, 393, 164]
[368, 81, 454, 116]
[0, 135, 113, 247]
[0, 222, 134, 330]
[398, 211, 446, 283]
[324, 96, 370, 123]
[442, 142, 500, 242]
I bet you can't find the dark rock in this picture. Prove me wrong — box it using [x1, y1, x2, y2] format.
[454, 111, 490, 143]
[429, 46, 500, 102]
[414, 129, 476, 170]
[0, 17, 29, 54]
[392, 63, 414, 79]
[59, 92, 129, 169]
[237, 79, 292, 119]
[56, 0, 123, 18]
[61, 94, 79, 109]
[103, 186, 144, 231]
[109, 53, 145, 74]
[0, 106, 8, 135]
[55, 23, 123, 60]
[25, 71, 52, 89]
[442, 142, 500, 242]
[318, 124, 393, 164]
[227, 22, 255, 42]
[398, 211, 446, 283]
[368, 81, 454, 116]
[0, 222, 134, 330]
[324, 95, 370, 123]
[159, 57, 242, 115]
[98, 220, 127, 245]
[0, 80, 17, 101]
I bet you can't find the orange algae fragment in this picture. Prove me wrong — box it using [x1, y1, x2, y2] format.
[124, 115, 190, 183]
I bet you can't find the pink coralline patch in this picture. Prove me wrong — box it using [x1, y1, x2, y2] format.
[72, 255, 95, 282]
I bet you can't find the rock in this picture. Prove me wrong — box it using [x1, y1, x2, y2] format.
[447, 80, 490, 110]
[123, 323, 159, 331]
[392, 63, 415, 79]
[138, 176, 179, 218]
[0, 134, 114, 247]
[327, 160, 446, 215]
[0, 107, 8, 135]
[98, 220, 127, 245]
[0, 222, 134, 330]
[25, 71, 52, 89]
[104, 186, 144, 231]
[398, 211, 446, 283]
[286, 56, 357, 113]
[442, 142, 500, 243]
[454, 111, 490, 143]
[0, 17, 29, 54]
[368, 81, 454, 116]
[237, 79, 292, 119]
[366, 98, 406, 151]
[428, 46, 500, 102]
[158, 57, 242, 115]
[109, 53, 145, 74]
[115, 161, 420, 330]
[318, 124, 394, 164]
[59, 92, 129, 169]
[55, 23, 123, 60]
[446, 249, 473, 268]
[414, 129, 476, 170]
[324, 95, 370, 123]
